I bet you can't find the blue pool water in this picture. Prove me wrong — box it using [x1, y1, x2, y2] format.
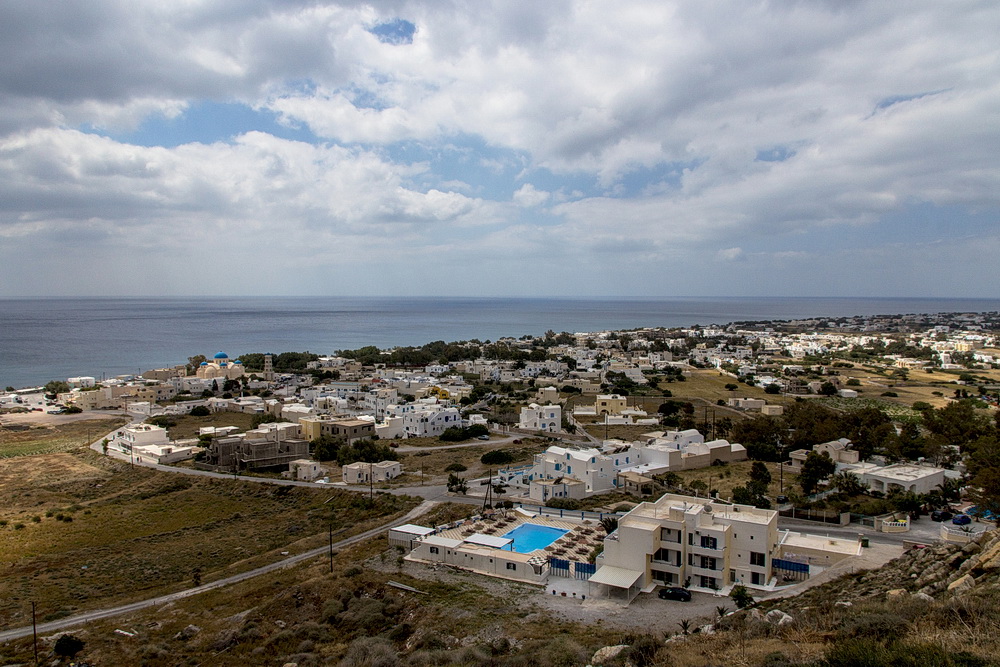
[503, 523, 569, 553]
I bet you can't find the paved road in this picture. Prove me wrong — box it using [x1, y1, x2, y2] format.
[0, 500, 437, 642]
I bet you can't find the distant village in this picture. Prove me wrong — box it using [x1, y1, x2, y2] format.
[3, 309, 999, 602]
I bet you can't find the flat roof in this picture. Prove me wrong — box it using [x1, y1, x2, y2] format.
[589, 565, 643, 589]
[421, 535, 463, 548]
[865, 464, 944, 482]
[391, 524, 435, 536]
[465, 533, 514, 549]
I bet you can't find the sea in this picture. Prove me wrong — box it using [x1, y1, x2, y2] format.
[2, 296, 999, 390]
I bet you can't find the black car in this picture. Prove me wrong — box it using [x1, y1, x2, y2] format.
[931, 509, 953, 522]
[657, 587, 692, 602]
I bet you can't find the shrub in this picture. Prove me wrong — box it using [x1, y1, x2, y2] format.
[834, 611, 909, 642]
[13, 523, 25, 530]
[189, 405, 211, 416]
[54, 634, 85, 658]
[444, 463, 467, 472]
[545, 498, 581, 510]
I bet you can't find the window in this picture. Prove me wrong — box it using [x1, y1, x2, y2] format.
[700, 556, 717, 570]
[506, 563, 517, 571]
[752, 571, 764, 585]
[700, 536, 717, 549]
[701, 576, 717, 589]
[429, 546, 439, 554]
[750, 552, 765, 567]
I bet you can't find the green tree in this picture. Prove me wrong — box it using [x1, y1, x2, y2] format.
[190, 405, 210, 416]
[800, 450, 836, 495]
[749, 461, 772, 489]
[730, 584, 754, 609]
[819, 382, 838, 396]
[447, 473, 468, 495]
[44, 380, 71, 396]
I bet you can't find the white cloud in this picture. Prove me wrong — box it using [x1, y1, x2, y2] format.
[512, 183, 550, 208]
[1, 1, 999, 296]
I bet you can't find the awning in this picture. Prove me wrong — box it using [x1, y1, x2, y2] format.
[588, 565, 644, 589]
[465, 533, 514, 549]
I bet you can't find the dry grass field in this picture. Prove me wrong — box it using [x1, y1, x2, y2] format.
[157, 411, 260, 440]
[0, 416, 128, 458]
[0, 449, 418, 630]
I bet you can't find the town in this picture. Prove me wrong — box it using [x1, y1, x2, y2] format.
[2, 310, 1000, 664]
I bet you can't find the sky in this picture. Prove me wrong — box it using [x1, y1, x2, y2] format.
[1, 1, 998, 298]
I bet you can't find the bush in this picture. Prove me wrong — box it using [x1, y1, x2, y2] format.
[54, 634, 85, 658]
[835, 611, 909, 642]
[189, 405, 211, 416]
[481, 450, 515, 466]
[544, 498, 581, 510]
[444, 463, 467, 472]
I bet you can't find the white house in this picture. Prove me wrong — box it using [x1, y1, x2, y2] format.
[401, 404, 463, 438]
[518, 403, 562, 432]
[342, 460, 403, 484]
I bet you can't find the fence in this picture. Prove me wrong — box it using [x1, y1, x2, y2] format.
[513, 502, 624, 523]
[773, 558, 809, 582]
[778, 507, 851, 526]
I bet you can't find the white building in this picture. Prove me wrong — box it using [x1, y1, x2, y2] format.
[400, 404, 463, 438]
[518, 403, 562, 432]
[593, 494, 780, 598]
[526, 446, 621, 501]
[342, 460, 403, 484]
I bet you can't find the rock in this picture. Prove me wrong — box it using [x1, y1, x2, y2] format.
[914, 592, 934, 602]
[275, 620, 287, 629]
[764, 610, 793, 627]
[699, 624, 715, 635]
[886, 589, 907, 599]
[835, 601, 852, 608]
[173, 624, 201, 640]
[591, 645, 628, 665]
[948, 574, 976, 592]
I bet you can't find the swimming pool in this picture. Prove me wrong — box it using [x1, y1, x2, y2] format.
[502, 523, 568, 553]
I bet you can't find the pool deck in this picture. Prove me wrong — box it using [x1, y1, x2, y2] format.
[435, 513, 607, 559]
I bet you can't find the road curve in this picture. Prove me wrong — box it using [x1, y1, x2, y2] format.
[0, 500, 437, 643]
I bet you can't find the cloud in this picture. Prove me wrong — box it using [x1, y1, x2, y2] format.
[1, 1, 999, 296]
[512, 183, 550, 207]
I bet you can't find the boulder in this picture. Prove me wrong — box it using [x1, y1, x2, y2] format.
[764, 610, 794, 627]
[173, 624, 201, 641]
[834, 601, 852, 608]
[913, 592, 934, 602]
[591, 645, 628, 665]
[885, 589, 907, 599]
[948, 574, 976, 592]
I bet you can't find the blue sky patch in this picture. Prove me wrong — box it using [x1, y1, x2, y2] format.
[755, 146, 796, 162]
[370, 19, 416, 45]
[82, 101, 318, 148]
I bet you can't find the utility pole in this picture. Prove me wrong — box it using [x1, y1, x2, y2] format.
[369, 461, 374, 501]
[328, 517, 334, 573]
[483, 467, 493, 511]
[31, 601, 38, 667]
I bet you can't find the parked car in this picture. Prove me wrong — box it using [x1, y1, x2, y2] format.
[776, 495, 789, 504]
[657, 587, 692, 602]
[931, 510, 953, 522]
[477, 435, 491, 440]
[952, 514, 972, 525]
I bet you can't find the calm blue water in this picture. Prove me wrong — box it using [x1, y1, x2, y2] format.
[1, 296, 998, 389]
[503, 523, 569, 553]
